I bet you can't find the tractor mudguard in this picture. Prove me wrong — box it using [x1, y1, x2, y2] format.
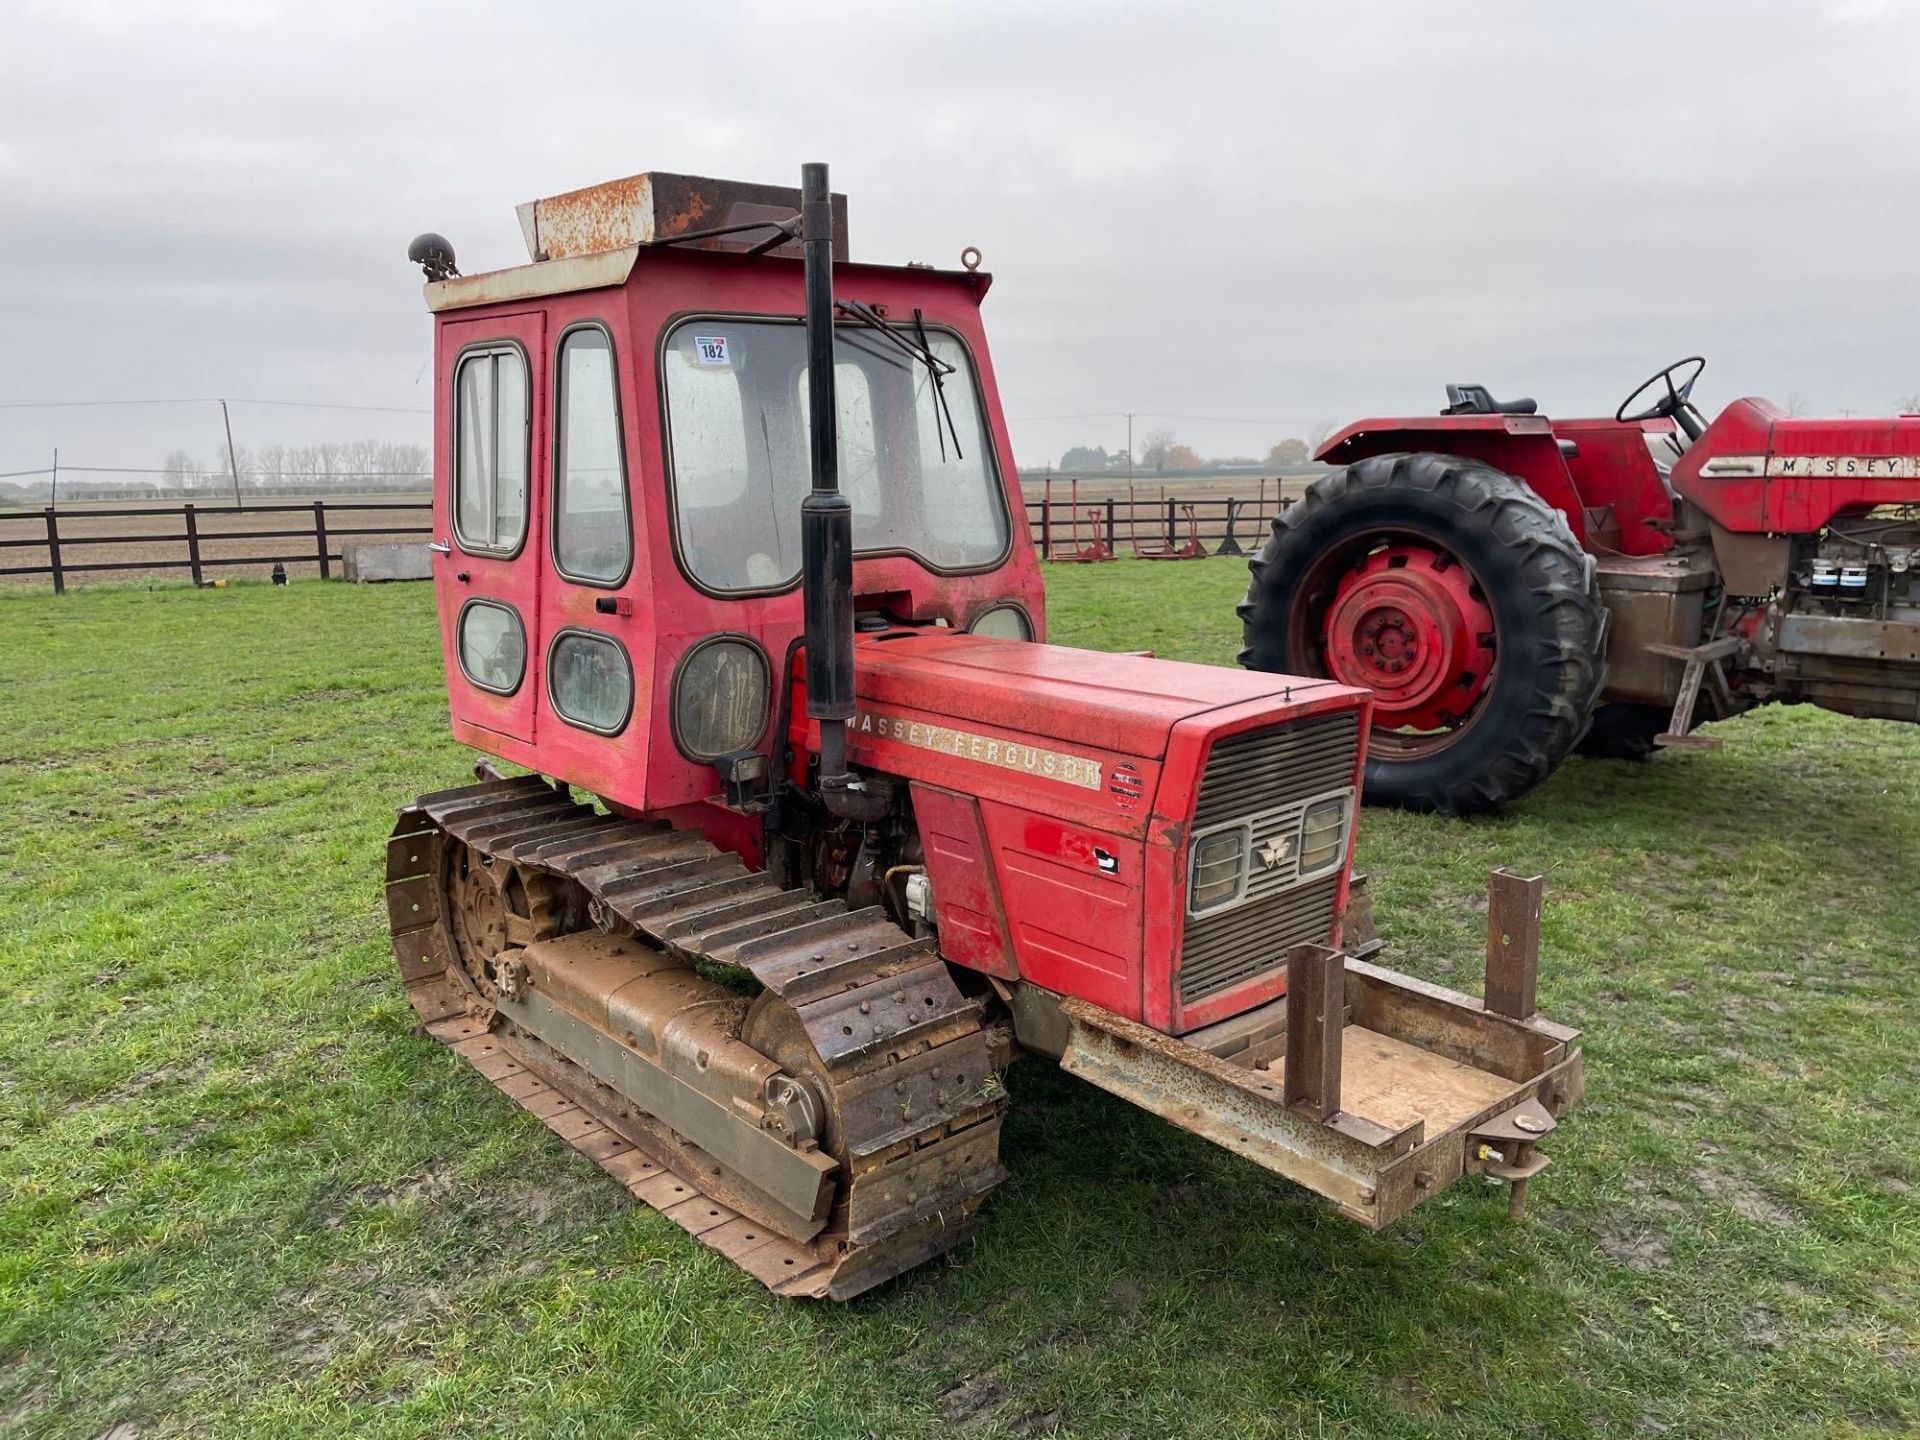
[1316, 417, 1588, 547]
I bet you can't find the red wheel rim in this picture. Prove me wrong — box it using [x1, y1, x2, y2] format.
[1312, 539, 1495, 753]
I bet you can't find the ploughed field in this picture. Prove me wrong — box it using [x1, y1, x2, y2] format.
[1, 562, 1916, 1439]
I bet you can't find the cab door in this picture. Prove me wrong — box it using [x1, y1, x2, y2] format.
[435, 311, 545, 744]
[534, 319, 642, 778]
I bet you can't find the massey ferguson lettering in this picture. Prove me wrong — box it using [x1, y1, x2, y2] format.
[852, 709, 1104, 790]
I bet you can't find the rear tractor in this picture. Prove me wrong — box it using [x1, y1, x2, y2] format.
[388, 166, 1585, 1299]
[1241, 360, 1920, 811]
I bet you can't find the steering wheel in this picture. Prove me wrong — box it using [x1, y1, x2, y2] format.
[1616, 356, 1706, 424]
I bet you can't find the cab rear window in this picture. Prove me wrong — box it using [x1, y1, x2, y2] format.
[453, 345, 529, 554]
[552, 326, 631, 584]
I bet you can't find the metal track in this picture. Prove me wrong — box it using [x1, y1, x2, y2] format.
[385, 776, 1007, 1300]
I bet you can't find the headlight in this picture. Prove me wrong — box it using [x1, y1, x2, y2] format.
[1298, 796, 1349, 876]
[970, 604, 1033, 641]
[1188, 824, 1250, 915]
[673, 636, 771, 760]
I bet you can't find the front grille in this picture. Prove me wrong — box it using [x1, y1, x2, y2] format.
[1177, 711, 1359, 1008]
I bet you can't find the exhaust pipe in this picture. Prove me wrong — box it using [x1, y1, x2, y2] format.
[799, 161, 879, 819]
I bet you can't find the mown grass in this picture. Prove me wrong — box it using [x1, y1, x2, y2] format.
[0, 561, 1915, 1439]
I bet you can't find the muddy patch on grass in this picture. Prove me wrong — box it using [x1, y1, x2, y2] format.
[1597, 1227, 1670, 1272]
[1009, 1406, 1065, 1435]
[269, 1273, 457, 1375]
[1741, 1304, 1786, 1350]
[0, 1381, 51, 1430]
[343, 1166, 459, 1217]
[1692, 1167, 1796, 1227]
[938, 1373, 1010, 1431]
[66, 1060, 207, 1114]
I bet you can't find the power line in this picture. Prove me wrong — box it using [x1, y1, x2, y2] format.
[1005, 410, 1130, 422]
[1, 465, 427, 479]
[1008, 408, 1317, 426]
[0, 396, 429, 415]
[1144, 411, 1318, 426]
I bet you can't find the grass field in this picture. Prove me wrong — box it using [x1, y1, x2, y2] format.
[2, 562, 1916, 1439]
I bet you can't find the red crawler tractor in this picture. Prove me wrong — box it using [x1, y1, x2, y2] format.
[388, 166, 1585, 1300]
[1241, 361, 1920, 811]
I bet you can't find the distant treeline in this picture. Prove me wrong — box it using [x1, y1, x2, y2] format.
[3, 438, 430, 506]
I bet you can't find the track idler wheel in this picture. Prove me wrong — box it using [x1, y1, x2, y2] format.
[441, 838, 563, 1021]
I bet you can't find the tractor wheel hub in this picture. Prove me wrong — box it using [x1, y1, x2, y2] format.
[1323, 544, 1495, 731]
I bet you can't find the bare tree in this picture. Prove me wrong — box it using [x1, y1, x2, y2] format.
[1305, 418, 1336, 453]
[1896, 392, 1920, 414]
[1140, 427, 1177, 472]
[1784, 392, 1811, 417]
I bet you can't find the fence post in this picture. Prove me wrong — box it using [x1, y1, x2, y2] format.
[44, 508, 64, 595]
[1165, 497, 1177, 547]
[1107, 498, 1119, 556]
[1038, 496, 1051, 559]
[313, 500, 331, 580]
[183, 503, 204, 587]
[1216, 498, 1246, 557]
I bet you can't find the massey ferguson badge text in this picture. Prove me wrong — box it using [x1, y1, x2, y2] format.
[852, 710, 1105, 791]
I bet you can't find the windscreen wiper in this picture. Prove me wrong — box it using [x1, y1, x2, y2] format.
[833, 300, 964, 461]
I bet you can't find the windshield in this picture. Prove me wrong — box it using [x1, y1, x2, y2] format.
[663, 318, 1009, 591]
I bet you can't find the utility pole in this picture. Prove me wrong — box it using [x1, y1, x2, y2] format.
[220, 398, 243, 507]
[50, 448, 58, 508]
[1125, 412, 1135, 479]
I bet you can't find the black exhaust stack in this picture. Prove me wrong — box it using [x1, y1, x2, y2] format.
[799, 161, 862, 811]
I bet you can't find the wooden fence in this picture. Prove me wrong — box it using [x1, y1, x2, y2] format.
[0, 500, 434, 592]
[0, 492, 1293, 592]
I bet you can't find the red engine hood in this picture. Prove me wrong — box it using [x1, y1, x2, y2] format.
[851, 630, 1358, 759]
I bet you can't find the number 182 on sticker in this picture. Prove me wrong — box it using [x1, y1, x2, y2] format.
[693, 335, 730, 367]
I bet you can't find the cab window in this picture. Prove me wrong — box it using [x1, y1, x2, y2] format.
[553, 326, 631, 584]
[453, 345, 529, 554]
[661, 318, 1008, 592]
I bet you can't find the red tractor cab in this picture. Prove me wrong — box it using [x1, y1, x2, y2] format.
[1242, 357, 1920, 811]
[386, 167, 1585, 1299]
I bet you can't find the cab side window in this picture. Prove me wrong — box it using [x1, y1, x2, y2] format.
[553, 326, 631, 585]
[453, 346, 529, 554]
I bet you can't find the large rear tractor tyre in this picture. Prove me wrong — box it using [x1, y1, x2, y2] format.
[1238, 452, 1606, 814]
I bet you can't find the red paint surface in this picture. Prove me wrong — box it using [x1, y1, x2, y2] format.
[436, 311, 547, 744]
[1319, 394, 1920, 553]
[910, 783, 1019, 980]
[782, 631, 1366, 1026]
[1673, 401, 1920, 534]
[426, 237, 1374, 1038]
[1317, 416, 1591, 547]
[1322, 541, 1493, 731]
[429, 250, 1044, 815]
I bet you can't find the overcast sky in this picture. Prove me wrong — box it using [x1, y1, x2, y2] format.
[4, 0, 1918, 482]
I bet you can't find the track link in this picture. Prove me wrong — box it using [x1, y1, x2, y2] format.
[386, 776, 1007, 1300]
